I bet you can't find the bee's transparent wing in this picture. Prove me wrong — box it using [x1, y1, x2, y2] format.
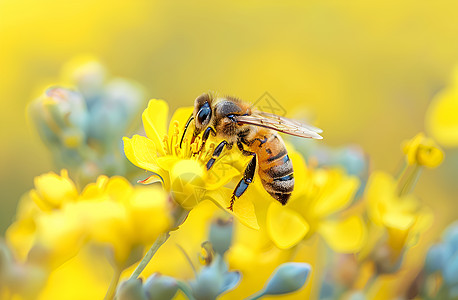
[254, 111, 323, 134]
[234, 112, 323, 139]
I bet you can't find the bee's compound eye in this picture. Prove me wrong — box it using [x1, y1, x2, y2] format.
[197, 102, 211, 125]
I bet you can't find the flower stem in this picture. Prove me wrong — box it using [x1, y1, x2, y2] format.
[129, 232, 171, 279]
[399, 164, 422, 197]
[104, 266, 122, 300]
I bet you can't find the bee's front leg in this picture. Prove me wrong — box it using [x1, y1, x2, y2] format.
[193, 127, 216, 155]
[206, 140, 231, 170]
[229, 151, 256, 211]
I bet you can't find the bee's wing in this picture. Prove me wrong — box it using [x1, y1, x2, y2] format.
[254, 111, 323, 134]
[234, 112, 323, 139]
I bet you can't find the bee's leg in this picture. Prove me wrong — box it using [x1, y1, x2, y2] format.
[237, 140, 255, 156]
[194, 127, 216, 155]
[206, 140, 229, 171]
[243, 136, 268, 147]
[229, 153, 256, 211]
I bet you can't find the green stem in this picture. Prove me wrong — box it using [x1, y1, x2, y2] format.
[399, 164, 422, 197]
[129, 232, 171, 279]
[363, 273, 378, 294]
[104, 266, 122, 300]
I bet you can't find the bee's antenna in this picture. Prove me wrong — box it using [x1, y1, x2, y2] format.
[180, 114, 194, 148]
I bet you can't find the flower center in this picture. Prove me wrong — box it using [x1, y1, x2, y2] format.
[162, 120, 216, 164]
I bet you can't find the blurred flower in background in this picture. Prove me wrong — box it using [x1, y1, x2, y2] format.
[426, 67, 458, 148]
[28, 57, 145, 185]
[2, 1, 458, 299]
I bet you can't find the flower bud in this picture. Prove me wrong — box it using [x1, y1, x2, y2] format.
[117, 278, 148, 300]
[425, 243, 452, 273]
[29, 87, 88, 150]
[143, 273, 179, 300]
[191, 255, 240, 299]
[63, 58, 106, 102]
[402, 133, 444, 168]
[191, 264, 224, 300]
[444, 222, 458, 253]
[443, 251, 458, 286]
[248, 262, 311, 299]
[30, 169, 78, 211]
[209, 217, 234, 255]
[87, 79, 143, 149]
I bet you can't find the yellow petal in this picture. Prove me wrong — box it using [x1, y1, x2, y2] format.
[426, 87, 458, 147]
[38, 245, 109, 300]
[267, 202, 309, 249]
[417, 143, 444, 168]
[382, 210, 415, 230]
[289, 150, 308, 196]
[169, 159, 206, 209]
[402, 133, 444, 167]
[233, 193, 260, 230]
[137, 174, 163, 185]
[32, 170, 78, 210]
[82, 201, 128, 248]
[365, 171, 394, 225]
[205, 163, 241, 190]
[319, 215, 366, 253]
[156, 155, 180, 170]
[312, 173, 360, 218]
[127, 187, 172, 244]
[34, 207, 88, 268]
[123, 135, 163, 173]
[142, 99, 168, 156]
[80, 175, 109, 199]
[105, 176, 133, 204]
[207, 189, 260, 230]
[168, 106, 194, 140]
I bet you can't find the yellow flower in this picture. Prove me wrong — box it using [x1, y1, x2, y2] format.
[6, 171, 173, 271]
[30, 169, 78, 211]
[402, 133, 444, 168]
[123, 99, 258, 229]
[426, 67, 458, 147]
[78, 175, 174, 264]
[266, 152, 366, 252]
[37, 244, 112, 300]
[363, 171, 433, 264]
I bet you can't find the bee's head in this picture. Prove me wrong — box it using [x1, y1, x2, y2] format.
[193, 93, 213, 135]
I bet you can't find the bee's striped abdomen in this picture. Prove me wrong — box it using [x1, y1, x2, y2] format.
[253, 132, 294, 205]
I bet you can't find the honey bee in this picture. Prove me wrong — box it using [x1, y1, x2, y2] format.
[181, 93, 323, 210]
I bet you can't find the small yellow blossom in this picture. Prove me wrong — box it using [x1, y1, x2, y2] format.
[78, 175, 174, 264]
[123, 99, 258, 229]
[6, 171, 173, 271]
[30, 169, 78, 211]
[266, 152, 366, 252]
[402, 133, 444, 168]
[426, 67, 458, 147]
[363, 171, 433, 264]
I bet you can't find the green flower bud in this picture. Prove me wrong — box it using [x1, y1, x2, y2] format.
[248, 262, 311, 299]
[425, 243, 452, 273]
[143, 273, 179, 300]
[443, 252, 458, 286]
[29, 87, 88, 150]
[191, 262, 223, 300]
[191, 255, 240, 300]
[116, 278, 148, 300]
[209, 217, 234, 255]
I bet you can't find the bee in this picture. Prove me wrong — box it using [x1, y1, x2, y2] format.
[181, 93, 323, 210]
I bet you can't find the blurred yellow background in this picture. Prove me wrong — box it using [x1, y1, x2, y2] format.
[1, 0, 457, 233]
